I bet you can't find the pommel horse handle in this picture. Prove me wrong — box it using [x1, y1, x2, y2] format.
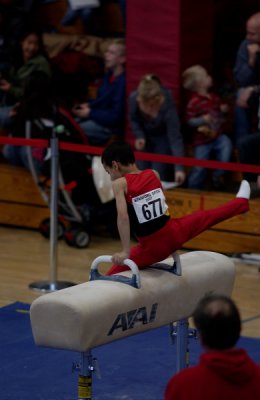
[89, 256, 141, 289]
[151, 252, 182, 276]
[173, 252, 182, 276]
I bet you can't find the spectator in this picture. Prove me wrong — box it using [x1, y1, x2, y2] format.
[129, 74, 186, 189]
[51, 37, 104, 109]
[61, 0, 126, 32]
[0, 28, 52, 129]
[2, 71, 54, 172]
[71, 38, 125, 145]
[0, 1, 34, 71]
[182, 65, 232, 190]
[61, 0, 101, 31]
[234, 12, 260, 143]
[236, 96, 260, 189]
[165, 294, 260, 400]
[237, 132, 260, 189]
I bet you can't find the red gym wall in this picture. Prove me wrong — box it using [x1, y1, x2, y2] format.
[127, 0, 181, 100]
[127, 0, 214, 97]
[126, 0, 214, 140]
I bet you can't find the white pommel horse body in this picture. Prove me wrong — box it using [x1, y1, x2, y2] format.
[30, 251, 235, 399]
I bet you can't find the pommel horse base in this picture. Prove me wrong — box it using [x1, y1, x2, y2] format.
[30, 251, 235, 399]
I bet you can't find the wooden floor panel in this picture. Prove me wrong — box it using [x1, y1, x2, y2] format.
[0, 226, 259, 338]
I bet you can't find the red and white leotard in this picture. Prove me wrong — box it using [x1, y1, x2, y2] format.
[107, 169, 249, 275]
[125, 169, 170, 237]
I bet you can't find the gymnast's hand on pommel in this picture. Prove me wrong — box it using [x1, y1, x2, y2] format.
[112, 251, 130, 265]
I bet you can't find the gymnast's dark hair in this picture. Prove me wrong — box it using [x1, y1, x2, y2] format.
[193, 294, 241, 350]
[101, 141, 135, 167]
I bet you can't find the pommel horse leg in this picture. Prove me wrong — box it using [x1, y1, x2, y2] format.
[73, 351, 100, 400]
[170, 319, 198, 372]
[153, 252, 190, 371]
[169, 252, 195, 371]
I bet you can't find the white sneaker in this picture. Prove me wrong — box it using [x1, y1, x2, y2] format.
[161, 181, 178, 190]
[236, 180, 251, 199]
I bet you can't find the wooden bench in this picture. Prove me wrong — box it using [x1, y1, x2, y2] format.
[0, 163, 49, 229]
[166, 188, 260, 254]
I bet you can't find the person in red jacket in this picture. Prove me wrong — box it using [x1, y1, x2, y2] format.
[164, 294, 260, 400]
[182, 65, 232, 190]
[101, 141, 250, 274]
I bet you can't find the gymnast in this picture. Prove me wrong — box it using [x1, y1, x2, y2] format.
[101, 141, 250, 275]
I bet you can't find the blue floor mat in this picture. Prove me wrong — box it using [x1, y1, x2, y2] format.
[0, 302, 260, 400]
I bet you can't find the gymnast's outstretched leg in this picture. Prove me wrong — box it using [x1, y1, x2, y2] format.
[106, 181, 250, 275]
[173, 180, 250, 245]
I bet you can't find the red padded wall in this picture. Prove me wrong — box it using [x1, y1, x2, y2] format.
[126, 0, 214, 142]
[126, 0, 181, 101]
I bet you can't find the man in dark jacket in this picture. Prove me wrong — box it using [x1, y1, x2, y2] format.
[72, 38, 125, 145]
[233, 12, 260, 143]
[165, 294, 260, 400]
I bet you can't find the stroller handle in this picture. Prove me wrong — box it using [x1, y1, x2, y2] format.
[89, 255, 141, 289]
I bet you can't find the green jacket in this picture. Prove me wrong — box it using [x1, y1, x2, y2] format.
[8, 54, 52, 100]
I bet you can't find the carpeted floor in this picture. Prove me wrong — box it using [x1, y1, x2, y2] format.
[0, 302, 260, 400]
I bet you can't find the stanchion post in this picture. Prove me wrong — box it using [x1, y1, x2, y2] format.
[49, 134, 59, 289]
[29, 120, 75, 292]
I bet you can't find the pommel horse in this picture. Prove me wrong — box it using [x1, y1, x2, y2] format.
[30, 251, 235, 399]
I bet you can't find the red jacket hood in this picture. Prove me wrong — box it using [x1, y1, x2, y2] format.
[201, 348, 258, 384]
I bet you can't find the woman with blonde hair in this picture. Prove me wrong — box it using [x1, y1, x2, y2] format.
[129, 74, 186, 189]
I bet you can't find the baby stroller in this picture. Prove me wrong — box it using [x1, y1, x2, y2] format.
[26, 106, 118, 248]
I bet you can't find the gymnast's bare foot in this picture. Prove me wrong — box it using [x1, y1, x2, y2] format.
[236, 180, 251, 200]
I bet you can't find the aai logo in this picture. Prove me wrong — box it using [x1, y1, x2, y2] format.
[108, 303, 158, 336]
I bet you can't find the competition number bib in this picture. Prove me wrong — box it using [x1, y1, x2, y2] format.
[132, 188, 168, 224]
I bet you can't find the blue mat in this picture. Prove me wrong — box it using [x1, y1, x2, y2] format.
[0, 302, 260, 400]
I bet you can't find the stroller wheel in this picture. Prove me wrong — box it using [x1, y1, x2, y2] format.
[39, 218, 65, 240]
[74, 229, 91, 248]
[64, 228, 91, 249]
